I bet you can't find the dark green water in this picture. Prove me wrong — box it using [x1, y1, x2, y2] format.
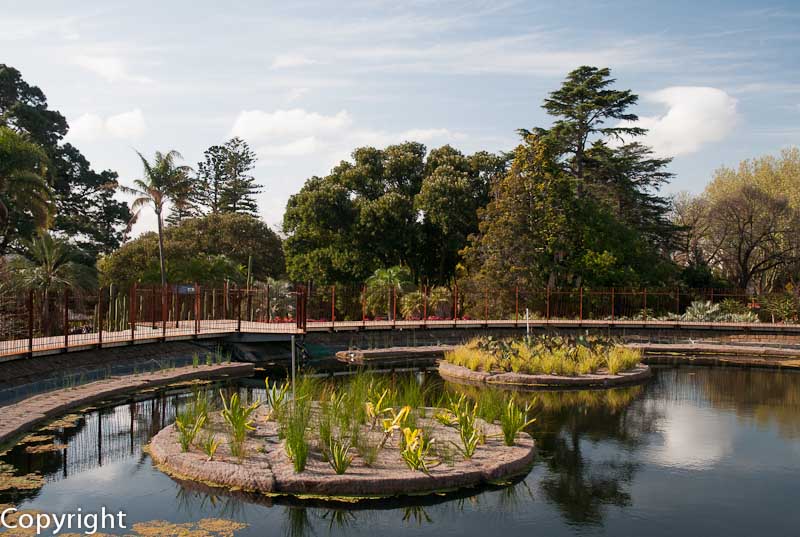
[2, 366, 799, 536]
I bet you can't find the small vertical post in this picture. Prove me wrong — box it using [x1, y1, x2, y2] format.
[643, 288, 648, 322]
[710, 288, 715, 305]
[361, 284, 367, 327]
[331, 285, 336, 326]
[237, 291, 242, 332]
[161, 284, 168, 340]
[546, 287, 551, 321]
[453, 284, 458, 325]
[266, 283, 271, 323]
[515, 286, 519, 324]
[194, 283, 200, 336]
[27, 289, 34, 357]
[291, 335, 296, 400]
[423, 285, 428, 327]
[675, 286, 680, 317]
[130, 283, 137, 343]
[98, 288, 104, 348]
[224, 281, 229, 319]
[484, 288, 489, 325]
[610, 287, 615, 322]
[174, 285, 180, 328]
[247, 289, 253, 323]
[579, 287, 583, 321]
[151, 286, 157, 329]
[63, 289, 69, 352]
[392, 286, 397, 328]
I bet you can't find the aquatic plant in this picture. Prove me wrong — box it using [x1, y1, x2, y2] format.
[499, 398, 536, 446]
[400, 427, 432, 473]
[220, 391, 260, 458]
[175, 411, 206, 452]
[284, 402, 311, 472]
[605, 347, 641, 374]
[265, 377, 290, 421]
[192, 353, 199, 368]
[327, 437, 353, 474]
[200, 432, 221, 460]
[205, 352, 213, 366]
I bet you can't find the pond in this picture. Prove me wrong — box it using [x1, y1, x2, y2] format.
[1, 366, 799, 536]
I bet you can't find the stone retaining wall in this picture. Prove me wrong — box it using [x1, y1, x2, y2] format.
[0, 363, 254, 445]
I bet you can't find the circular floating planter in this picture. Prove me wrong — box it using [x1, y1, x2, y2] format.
[439, 360, 652, 390]
[148, 407, 535, 501]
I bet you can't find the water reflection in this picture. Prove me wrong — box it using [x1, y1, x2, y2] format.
[1, 367, 799, 536]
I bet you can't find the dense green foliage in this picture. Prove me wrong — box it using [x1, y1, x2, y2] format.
[169, 137, 262, 224]
[464, 67, 677, 293]
[283, 143, 508, 284]
[97, 213, 284, 286]
[0, 64, 130, 258]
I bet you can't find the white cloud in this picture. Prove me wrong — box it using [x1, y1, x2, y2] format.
[72, 55, 152, 83]
[66, 109, 147, 142]
[620, 86, 738, 157]
[231, 108, 353, 141]
[105, 109, 147, 139]
[271, 54, 317, 70]
[259, 136, 320, 158]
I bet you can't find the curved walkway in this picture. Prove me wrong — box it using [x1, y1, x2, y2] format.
[0, 363, 254, 445]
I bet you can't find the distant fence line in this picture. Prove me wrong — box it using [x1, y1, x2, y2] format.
[1, 283, 798, 357]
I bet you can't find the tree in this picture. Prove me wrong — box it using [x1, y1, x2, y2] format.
[98, 213, 284, 286]
[0, 64, 130, 256]
[122, 150, 192, 287]
[192, 144, 229, 215]
[219, 137, 260, 215]
[706, 184, 799, 291]
[465, 66, 678, 292]
[0, 127, 52, 244]
[365, 265, 412, 320]
[283, 142, 506, 284]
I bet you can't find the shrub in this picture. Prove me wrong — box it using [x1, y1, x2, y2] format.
[605, 347, 641, 374]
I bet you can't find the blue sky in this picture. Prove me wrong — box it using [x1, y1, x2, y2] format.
[2, 0, 798, 235]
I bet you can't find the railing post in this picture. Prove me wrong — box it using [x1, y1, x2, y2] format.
[331, 285, 336, 326]
[453, 284, 458, 326]
[643, 288, 648, 322]
[392, 286, 397, 328]
[174, 286, 180, 328]
[266, 283, 271, 323]
[151, 286, 157, 329]
[361, 284, 367, 327]
[130, 283, 137, 343]
[515, 286, 519, 324]
[63, 289, 69, 352]
[98, 288, 104, 349]
[579, 287, 583, 321]
[237, 291, 242, 332]
[27, 289, 34, 357]
[675, 287, 680, 317]
[247, 289, 253, 323]
[161, 284, 168, 340]
[423, 285, 428, 327]
[194, 283, 200, 336]
[546, 287, 550, 321]
[610, 287, 615, 321]
[484, 288, 489, 325]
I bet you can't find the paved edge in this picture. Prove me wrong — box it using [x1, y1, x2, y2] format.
[438, 361, 652, 389]
[0, 363, 254, 446]
[148, 412, 536, 501]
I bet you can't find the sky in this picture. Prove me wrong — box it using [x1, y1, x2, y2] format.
[2, 0, 799, 236]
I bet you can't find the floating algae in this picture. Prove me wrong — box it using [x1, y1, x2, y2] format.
[42, 414, 84, 430]
[0, 463, 45, 493]
[24, 443, 68, 454]
[19, 434, 54, 444]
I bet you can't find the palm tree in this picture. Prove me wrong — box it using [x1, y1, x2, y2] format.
[0, 127, 52, 246]
[366, 266, 412, 320]
[10, 231, 96, 334]
[122, 150, 192, 287]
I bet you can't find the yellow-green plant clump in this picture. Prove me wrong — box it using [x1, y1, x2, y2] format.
[445, 335, 641, 376]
